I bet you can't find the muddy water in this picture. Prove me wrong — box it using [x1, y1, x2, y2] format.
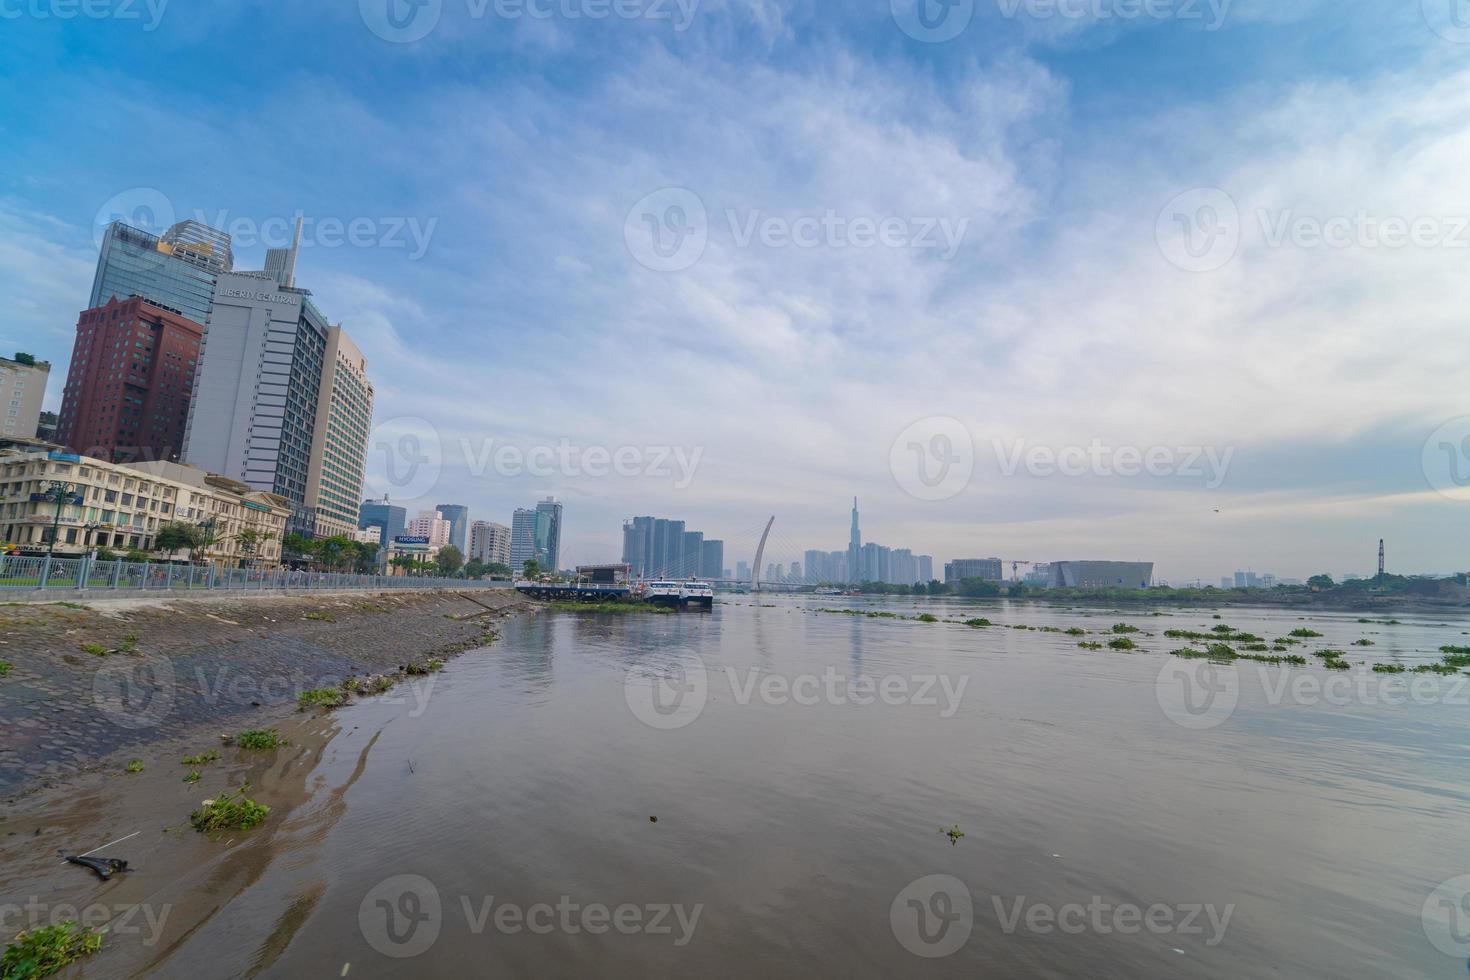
[5, 598, 1470, 978]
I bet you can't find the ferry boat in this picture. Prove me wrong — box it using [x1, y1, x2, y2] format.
[643, 579, 715, 610]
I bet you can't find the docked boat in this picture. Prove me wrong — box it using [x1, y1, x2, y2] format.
[643, 579, 715, 610]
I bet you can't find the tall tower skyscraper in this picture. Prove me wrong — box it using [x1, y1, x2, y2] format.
[847, 497, 862, 584]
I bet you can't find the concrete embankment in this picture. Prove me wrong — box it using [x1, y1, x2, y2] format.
[0, 589, 531, 798]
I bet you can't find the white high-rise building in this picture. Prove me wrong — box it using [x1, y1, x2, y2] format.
[0, 354, 49, 440]
[470, 520, 511, 566]
[407, 509, 451, 548]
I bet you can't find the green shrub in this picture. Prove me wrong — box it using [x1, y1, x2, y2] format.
[191, 786, 270, 832]
[125, 759, 144, 773]
[298, 688, 347, 710]
[2, 922, 103, 977]
[236, 729, 285, 750]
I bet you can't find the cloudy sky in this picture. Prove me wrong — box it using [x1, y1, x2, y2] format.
[3, 0, 1467, 582]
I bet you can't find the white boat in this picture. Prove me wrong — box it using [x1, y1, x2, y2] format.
[643, 579, 715, 610]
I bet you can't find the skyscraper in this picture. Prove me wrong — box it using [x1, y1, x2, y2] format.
[682, 530, 704, 578]
[622, 516, 654, 577]
[469, 520, 511, 567]
[303, 326, 374, 539]
[56, 298, 200, 463]
[535, 497, 563, 572]
[90, 220, 232, 325]
[407, 509, 451, 547]
[359, 497, 406, 548]
[436, 504, 469, 554]
[701, 539, 724, 579]
[510, 507, 538, 572]
[847, 497, 862, 584]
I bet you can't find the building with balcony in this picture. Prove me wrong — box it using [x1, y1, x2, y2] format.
[0, 353, 49, 442]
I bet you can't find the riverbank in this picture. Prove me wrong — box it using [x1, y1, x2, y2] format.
[0, 589, 531, 799]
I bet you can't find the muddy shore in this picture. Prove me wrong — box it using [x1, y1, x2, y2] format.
[0, 589, 531, 798]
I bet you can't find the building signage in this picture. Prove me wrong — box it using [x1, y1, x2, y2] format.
[30, 492, 85, 506]
[47, 451, 81, 463]
[393, 536, 430, 546]
[218, 287, 300, 306]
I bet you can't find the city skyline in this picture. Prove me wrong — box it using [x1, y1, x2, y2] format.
[2, 4, 1464, 582]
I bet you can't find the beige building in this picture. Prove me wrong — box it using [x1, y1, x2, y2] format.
[304, 326, 375, 540]
[0, 353, 50, 441]
[408, 509, 452, 548]
[0, 449, 286, 564]
[470, 520, 512, 566]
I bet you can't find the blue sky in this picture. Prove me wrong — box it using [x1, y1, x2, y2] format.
[2, 0, 1467, 581]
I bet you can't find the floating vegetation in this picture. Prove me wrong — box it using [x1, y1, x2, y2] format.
[1351, 639, 1375, 646]
[916, 613, 939, 623]
[1314, 649, 1346, 661]
[0, 660, 11, 677]
[1078, 641, 1103, 650]
[2, 921, 103, 977]
[1064, 627, 1086, 636]
[235, 729, 286, 750]
[1371, 663, 1407, 674]
[1289, 628, 1323, 638]
[1273, 636, 1303, 646]
[1211, 624, 1235, 635]
[1170, 647, 1220, 660]
[1323, 659, 1350, 671]
[1440, 651, 1470, 668]
[125, 759, 145, 773]
[1413, 664, 1459, 675]
[1111, 623, 1141, 634]
[191, 786, 270, 833]
[965, 618, 992, 628]
[182, 749, 220, 766]
[1106, 637, 1138, 651]
[298, 687, 347, 710]
[941, 825, 965, 846]
[1165, 629, 1211, 640]
[183, 770, 201, 783]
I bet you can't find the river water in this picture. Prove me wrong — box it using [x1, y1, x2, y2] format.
[144, 597, 1470, 977]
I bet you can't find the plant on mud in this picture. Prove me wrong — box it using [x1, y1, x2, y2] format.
[348, 675, 395, 696]
[941, 825, 965, 846]
[190, 785, 270, 833]
[298, 688, 347, 710]
[124, 759, 145, 773]
[2, 921, 103, 978]
[0, 661, 11, 677]
[79, 642, 108, 657]
[1106, 637, 1138, 651]
[403, 659, 443, 676]
[183, 770, 200, 784]
[182, 749, 220, 766]
[303, 611, 336, 623]
[119, 633, 138, 653]
[235, 729, 286, 750]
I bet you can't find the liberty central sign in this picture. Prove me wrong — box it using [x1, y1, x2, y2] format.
[218, 286, 300, 306]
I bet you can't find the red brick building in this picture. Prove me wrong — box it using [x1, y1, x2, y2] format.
[56, 297, 203, 463]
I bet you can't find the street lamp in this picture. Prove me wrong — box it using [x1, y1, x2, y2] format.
[41, 481, 77, 560]
[194, 517, 218, 564]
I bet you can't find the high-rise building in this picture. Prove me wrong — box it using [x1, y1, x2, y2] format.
[359, 497, 406, 548]
[701, 539, 724, 579]
[535, 497, 563, 572]
[436, 504, 469, 554]
[407, 509, 451, 547]
[0, 353, 50, 441]
[56, 298, 201, 464]
[622, 516, 654, 577]
[736, 560, 750, 582]
[847, 497, 862, 584]
[682, 530, 704, 578]
[510, 507, 538, 572]
[90, 220, 232, 325]
[301, 327, 374, 539]
[945, 558, 1004, 583]
[917, 555, 934, 584]
[469, 520, 511, 567]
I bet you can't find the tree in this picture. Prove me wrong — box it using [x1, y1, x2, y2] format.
[1307, 574, 1335, 591]
[464, 558, 487, 580]
[153, 522, 199, 557]
[234, 528, 274, 566]
[521, 559, 541, 580]
[282, 532, 316, 562]
[955, 577, 1001, 598]
[486, 562, 512, 578]
[316, 536, 356, 572]
[436, 545, 464, 577]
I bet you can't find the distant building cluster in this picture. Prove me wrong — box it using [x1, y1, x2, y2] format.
[621, 516, 724, 579]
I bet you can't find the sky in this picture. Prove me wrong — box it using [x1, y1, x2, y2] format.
[2, 0, 1468, 583]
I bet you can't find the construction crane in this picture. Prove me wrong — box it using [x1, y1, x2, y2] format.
[1009, 560, 1037, 583]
